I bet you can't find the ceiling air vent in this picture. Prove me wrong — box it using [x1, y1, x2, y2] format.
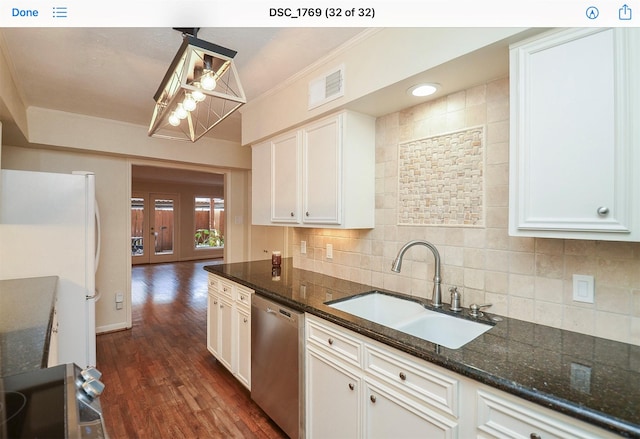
[308, 65, 345, 110]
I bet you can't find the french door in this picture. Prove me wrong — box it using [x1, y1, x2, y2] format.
[131, 193, 179, 264]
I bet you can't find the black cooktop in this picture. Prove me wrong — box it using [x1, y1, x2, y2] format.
[1, 365, 67, 439]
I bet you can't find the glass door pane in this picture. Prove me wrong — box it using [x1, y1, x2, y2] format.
[131, 195, 148, 264]
[150, 194, 178, 264]
[153, 199, 174, 255]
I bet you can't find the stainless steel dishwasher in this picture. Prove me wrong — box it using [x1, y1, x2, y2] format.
[251, 294, 304, 439]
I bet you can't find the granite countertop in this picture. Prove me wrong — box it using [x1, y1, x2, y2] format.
[0, 276, 58, 376]
[205, 259, 640, 438]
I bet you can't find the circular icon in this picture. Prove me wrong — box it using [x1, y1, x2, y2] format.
[586, 6, 599, 19]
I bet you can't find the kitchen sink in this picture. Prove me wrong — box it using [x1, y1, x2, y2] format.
[326, 291, 493, 349]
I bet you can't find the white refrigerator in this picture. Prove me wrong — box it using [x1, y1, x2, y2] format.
[0, 169, 100, 368]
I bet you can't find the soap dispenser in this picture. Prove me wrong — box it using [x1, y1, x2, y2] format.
[449, 286, 462, 312]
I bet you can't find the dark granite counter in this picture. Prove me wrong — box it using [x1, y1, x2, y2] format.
[0, 276, 58, 376]
[205, 259, 640, 438]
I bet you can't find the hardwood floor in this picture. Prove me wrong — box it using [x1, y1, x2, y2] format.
[96, 260, 288, 439]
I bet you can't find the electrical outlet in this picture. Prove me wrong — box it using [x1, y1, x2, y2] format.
[115, 292, 124, 310]
[573, 274, 594, 303]
[301, 240, 307, 254]
[570, 363, 591, 393]
[326, 243, 333, 259]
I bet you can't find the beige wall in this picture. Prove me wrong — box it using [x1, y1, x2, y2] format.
[292, 78, 640, 346]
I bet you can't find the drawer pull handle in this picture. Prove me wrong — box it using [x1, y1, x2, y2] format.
[399, 372, 406, 381]
[348, 383, 354, 391]
[328, 338, 334, 346]
[530, 434, 541, 439]
[240, 295, 245, 300]
[370, 395, 376, 403]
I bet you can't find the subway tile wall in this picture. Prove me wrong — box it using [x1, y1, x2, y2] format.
[291, 77, 640, 346]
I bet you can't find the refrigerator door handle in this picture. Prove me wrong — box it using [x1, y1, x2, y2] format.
[95, 201, 101, 273]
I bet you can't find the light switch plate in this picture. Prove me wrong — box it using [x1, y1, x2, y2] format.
[326, 243, 333, 259]
[572, 274, 595, 303]
[301, 240, 307, 254]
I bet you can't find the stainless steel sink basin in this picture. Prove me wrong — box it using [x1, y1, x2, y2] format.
[327, 291, 493, 349]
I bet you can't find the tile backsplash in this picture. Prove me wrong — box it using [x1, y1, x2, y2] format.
[292, 77, 640, 346]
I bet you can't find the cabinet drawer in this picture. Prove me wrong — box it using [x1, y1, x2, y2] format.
[207, 274, 219, 293]
[236, 285, 253, 310]
[477, 389, 618, 439]
[364, 343, 459, 418]
[306, 317, 362, 367]
[218, 280, 234, 300]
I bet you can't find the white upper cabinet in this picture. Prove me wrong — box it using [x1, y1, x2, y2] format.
[302, 116, 342, 225]
[271, 130, 301, 223]
[509, 28, 640, 241]
[251, 110, 375, 229]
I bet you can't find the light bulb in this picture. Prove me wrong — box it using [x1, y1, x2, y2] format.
[201, 72, 216, 91]
[175, 103, 188, 119]
[183, 93, 197, 112]
[192, 88, 206, 102]
[168, 113, 180, 126]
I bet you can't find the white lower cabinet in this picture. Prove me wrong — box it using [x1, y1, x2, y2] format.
[206, 274, 253, 390]
[305, 314, 619, 439]
[363, 378, 457, 439]
[307, 347, 361, 439]
[476, 388, 619, 439]
[305, 314, 458, 439]
[235, 305, 251, 389]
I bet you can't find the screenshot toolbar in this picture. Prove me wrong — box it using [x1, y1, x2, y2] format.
[1, 0, 637, 27]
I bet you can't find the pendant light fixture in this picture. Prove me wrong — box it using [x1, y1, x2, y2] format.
[148, 28, 246, 142]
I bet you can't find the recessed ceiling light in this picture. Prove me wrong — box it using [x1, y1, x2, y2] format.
[408, 83, 439, 97]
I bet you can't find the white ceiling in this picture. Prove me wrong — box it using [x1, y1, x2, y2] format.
[0, 27, 367, 142]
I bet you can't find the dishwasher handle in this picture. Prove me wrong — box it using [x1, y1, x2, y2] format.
[253, 294, 301, 326]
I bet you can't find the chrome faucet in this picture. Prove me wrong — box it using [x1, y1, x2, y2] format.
[391, 240, 443, 308]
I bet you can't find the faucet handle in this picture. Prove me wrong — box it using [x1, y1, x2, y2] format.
[469, 303, 492, 317]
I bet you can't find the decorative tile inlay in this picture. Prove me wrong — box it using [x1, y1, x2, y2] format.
[398, 126, 485, 226]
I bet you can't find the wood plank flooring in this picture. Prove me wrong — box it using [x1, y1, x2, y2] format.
[96, 260, 288, 439]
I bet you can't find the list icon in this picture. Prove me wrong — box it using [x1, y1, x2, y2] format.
[52, 6, 67, 18]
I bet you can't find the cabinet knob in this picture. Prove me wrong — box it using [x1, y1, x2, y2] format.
[306, 211, 310, 217]
[370, 395, 376, 403]
[399, 372, 406, 381]
[597, 206, 609, 216]
[530, 434, 541, 439]
[328, 338, 334, 346]
[213, 300, 218, 305]
[290, 212, 295, 217]
[243, 317, 248, 323]
[348, 383, 354, 391]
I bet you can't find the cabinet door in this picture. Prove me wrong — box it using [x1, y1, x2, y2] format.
[271, 131, 300, 223]
[207, 293, 220, 357]
[251, 141, 272, 226]
[235, 306, 251, 390]
[364, 379, 457, 439]
[302, 114, 342, 224]
[218, 296, 234, 371]
[306, 347, 360, 439]
[509, 28, 638, 240]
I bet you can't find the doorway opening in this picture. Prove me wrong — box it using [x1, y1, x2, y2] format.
[131, 165, 225, 265]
